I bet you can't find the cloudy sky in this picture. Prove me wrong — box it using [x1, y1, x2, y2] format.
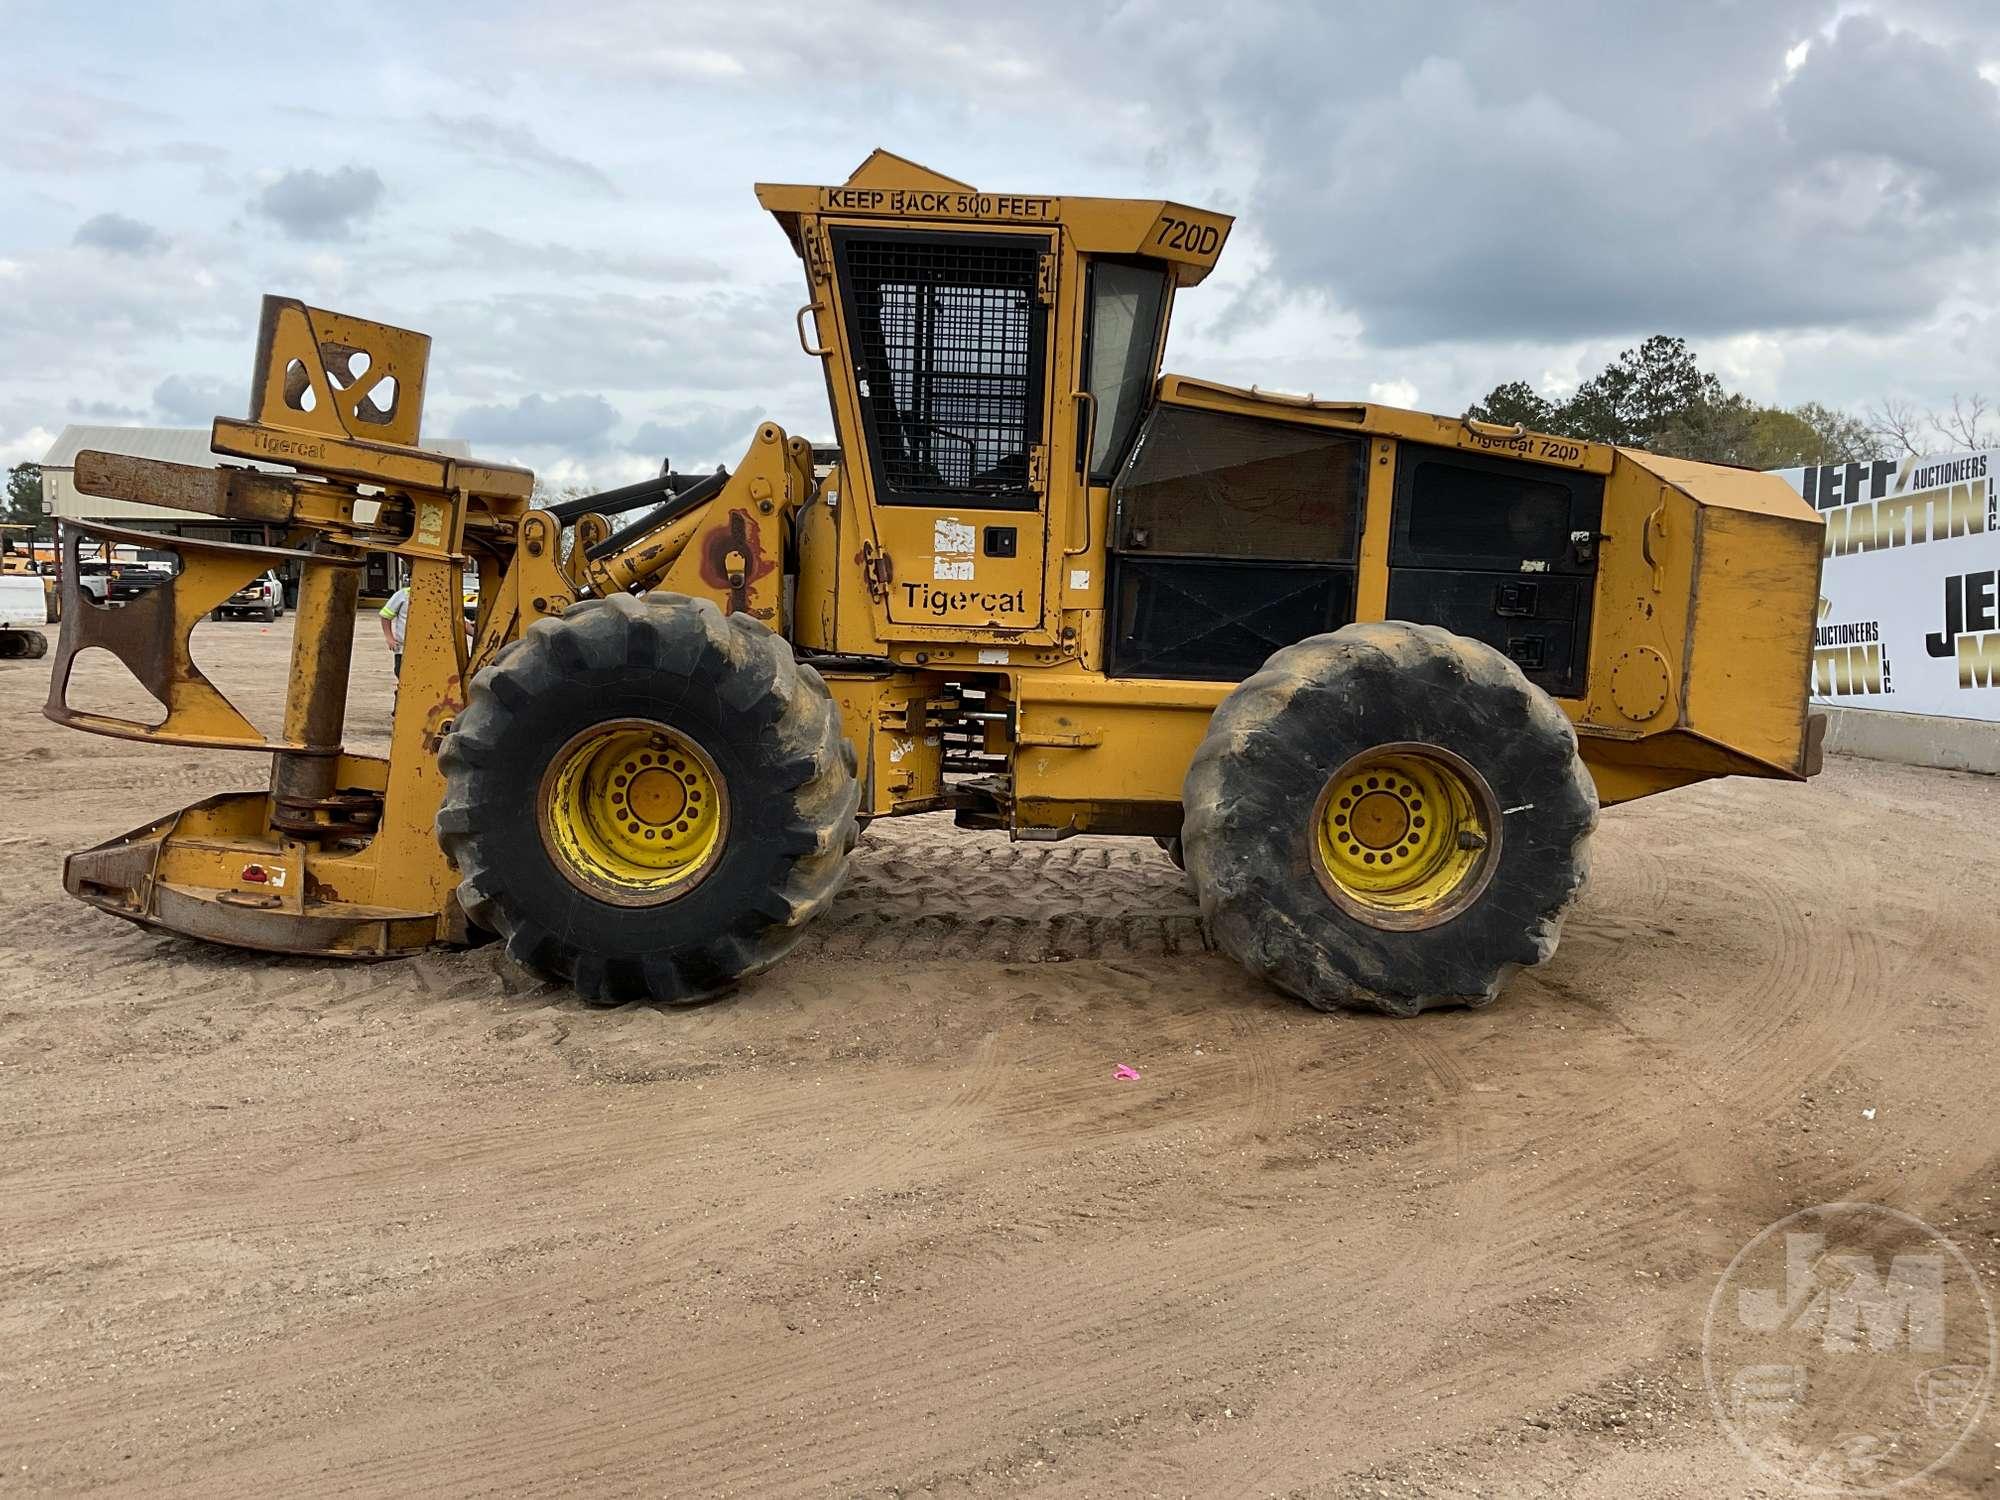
[7, 0, 2000, 489]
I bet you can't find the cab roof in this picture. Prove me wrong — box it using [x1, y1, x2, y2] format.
[756, 149, 1233, 286]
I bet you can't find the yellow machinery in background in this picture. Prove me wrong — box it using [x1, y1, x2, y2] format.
[46, 153, 1825, 1015]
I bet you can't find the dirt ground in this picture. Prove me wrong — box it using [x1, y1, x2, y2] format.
[2, 614, 1996, 1498]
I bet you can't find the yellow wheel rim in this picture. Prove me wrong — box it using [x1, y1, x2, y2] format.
[1310, 743, 1499, 930]
[537, 719, 727, 905]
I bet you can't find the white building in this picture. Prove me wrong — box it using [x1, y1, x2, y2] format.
[41, 425, 472, 600]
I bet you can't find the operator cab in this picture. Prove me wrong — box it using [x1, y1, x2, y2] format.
[759, 153, 1603, 704]
[758, 152, 1229, 653]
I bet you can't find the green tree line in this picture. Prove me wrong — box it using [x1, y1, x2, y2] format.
[3, 463, 46, 532]
[1465, 336, 1877, 468]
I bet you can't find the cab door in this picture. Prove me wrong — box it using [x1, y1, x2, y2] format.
[828, 226, 1055, 638]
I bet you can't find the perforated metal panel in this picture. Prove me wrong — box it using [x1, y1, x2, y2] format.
[832, 229, 1047, 506]
[1110, 560, 1356, 681]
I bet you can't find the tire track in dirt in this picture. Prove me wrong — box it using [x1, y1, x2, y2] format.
[15, 964, 1304, 1360]
[12, 1113, 1405, 1492]
[8, 634, 2000, 1500]
[1427, 780, 1975, 1414]
[3, 977, 1389, 1493]
[0, 818, 1772, 1483]
[805, 833, 1209, 963]
[1208, 828, 1824, 1496]
[1208, 809, 1839, 1492]
[1222, 1006, 1509, 1496]
[289, 1185, 1445, 1497]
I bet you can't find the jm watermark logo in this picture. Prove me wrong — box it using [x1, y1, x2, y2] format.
[1704, 1202, 1996, 1494]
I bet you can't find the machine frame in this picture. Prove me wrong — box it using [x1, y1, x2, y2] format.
[44, 152, 1826, 965]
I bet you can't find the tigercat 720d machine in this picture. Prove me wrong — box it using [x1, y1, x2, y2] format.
[46, 152, 1826, 1016]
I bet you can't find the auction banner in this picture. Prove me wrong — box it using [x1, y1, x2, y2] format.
[1772, 452, 2000, 722]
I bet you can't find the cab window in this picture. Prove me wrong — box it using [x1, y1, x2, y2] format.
[1082, 261, 1167, 482]
[831, 228, 1048, 509]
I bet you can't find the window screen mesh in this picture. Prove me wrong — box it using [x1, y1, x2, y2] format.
[838, 234, 1043, 500]
[1112, 407, 1366, 561]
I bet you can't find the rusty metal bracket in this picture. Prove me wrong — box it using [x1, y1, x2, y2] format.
[860, 540, 893, 600]
[44, 521, 358, 751]
[270, 790, 383, 838]
[74, 451, 311, 524]
[247, 294, 431, 448]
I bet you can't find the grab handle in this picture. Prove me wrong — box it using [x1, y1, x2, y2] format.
[795, 303, 832, 359]
[1065, 390, 1098, 558]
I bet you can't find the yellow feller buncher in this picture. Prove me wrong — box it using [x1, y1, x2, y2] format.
[45, 153, 1827, 1015]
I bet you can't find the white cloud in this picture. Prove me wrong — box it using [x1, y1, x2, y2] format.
[6, 0, 2000, 484]
[638, 47, 746, 78]
[2, 426, 58, 468]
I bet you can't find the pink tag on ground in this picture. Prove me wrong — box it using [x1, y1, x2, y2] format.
[1114, 1064, 1141, 1081]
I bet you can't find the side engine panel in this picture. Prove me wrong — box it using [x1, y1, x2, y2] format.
[1106, 407, 1366, 680]
[1384, 444, 1604, 699]
[1104, 407, 1604, 700]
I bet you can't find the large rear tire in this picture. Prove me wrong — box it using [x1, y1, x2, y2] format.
[1183, 622, 1596, 1016]
[437, 593, 859, 1005]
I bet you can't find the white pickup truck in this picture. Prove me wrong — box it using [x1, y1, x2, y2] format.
[0, 570, 49, 659]
[212, 569, 287, 622]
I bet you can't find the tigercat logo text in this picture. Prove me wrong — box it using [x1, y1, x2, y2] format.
[242, 429, 327, 462]
[1802, 456, 1993, 558]
[901, 582, 1027, 619]
[1926, 570, 2000, 689]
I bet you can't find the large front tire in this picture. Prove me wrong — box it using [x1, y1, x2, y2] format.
[1183, 622, 1597, 1016]
[437, 593, 858, 1005]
